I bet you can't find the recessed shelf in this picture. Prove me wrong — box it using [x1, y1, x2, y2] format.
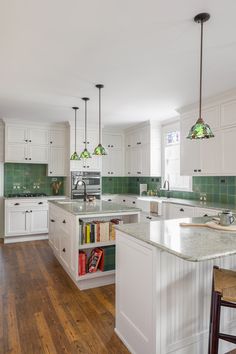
[78, 269, 115, 280]
[79, 240, 115, 250]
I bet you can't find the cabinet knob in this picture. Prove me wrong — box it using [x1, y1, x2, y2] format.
[50, 219, 55, 222]
[30, 210, 32, 213]
[29, 140, 32, 142]
[50, 141, 52, 144]
[111, 145, 114, 148]
[128, 172, 130, 175]
[50, 171, 52, 174]
[14, 203, 20, 206]
[137, 142, 141, 145]
[108, 199, 112, 202]
[62, 220, 66, 224]
[62, 248, 66, 253]
[137, 172, 141, 174]
[180, 208, 184, 212]
[25, 139, 28, 142]
[111, 172, 114, 175]
[108, 145, 110, 147]
[198, 169, 201, 172]
[108, 172, 110, 174]
[132, 201, 136, 204]
[29, 158, 32, 160]
[38, 202, 43, 205]
[123, 199, 126, 202]
[26, 210, 29, 213]
[204, 214, 208, 217]
[128, 144, 131, 147]
[194, 169, 197, 172]
[25, 158, 28, 160]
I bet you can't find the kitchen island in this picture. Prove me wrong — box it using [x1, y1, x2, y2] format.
[115, 218, 236, 354]
[48, 199, 140, 290]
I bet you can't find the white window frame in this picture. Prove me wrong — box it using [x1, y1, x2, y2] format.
[162, 120, 192, 192]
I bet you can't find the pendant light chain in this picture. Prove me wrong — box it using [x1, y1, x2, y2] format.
[85, 99, 87, 150]
[74, 108, 77, 152]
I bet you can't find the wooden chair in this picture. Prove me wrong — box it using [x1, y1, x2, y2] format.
[209, 266, 236, 354]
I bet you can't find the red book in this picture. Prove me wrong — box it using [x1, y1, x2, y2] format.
[79, 251, 87, 276]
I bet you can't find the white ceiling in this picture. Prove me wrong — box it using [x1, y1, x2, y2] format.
[0, 0, 236, 128]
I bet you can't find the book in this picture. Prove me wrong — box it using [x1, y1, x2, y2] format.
[98, 246, 115, 272]
[88, 248, 103, 273]
[86, 224, 91, 243]
[79, 251, 87, 276]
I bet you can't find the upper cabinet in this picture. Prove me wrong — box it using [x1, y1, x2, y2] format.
[180, 94, 236, 176]
[125, 122, 161, 177]
[102, 133, 124, 176]
[0, 122, 4, 162]
[4, 121, 68, 176]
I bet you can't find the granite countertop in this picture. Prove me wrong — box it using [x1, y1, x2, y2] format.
[49, 199, 141, 216]
[4, 195, 67, 200]
[102, 194, 236, 212]
[116, 217, 236, 262]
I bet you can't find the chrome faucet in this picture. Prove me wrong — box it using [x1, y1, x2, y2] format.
[162, 179, 170, 191]
[75, 180, 87, 201]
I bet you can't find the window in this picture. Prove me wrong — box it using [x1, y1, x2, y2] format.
[162, 122, 192, 191]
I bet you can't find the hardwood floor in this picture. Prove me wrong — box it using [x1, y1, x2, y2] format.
[0, 240, 129, 354]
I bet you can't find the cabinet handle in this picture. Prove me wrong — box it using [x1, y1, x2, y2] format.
[25, 210, 29, 213]
[123, 199, 126, 202]
[30, 210, 32, 213]
[194, 169, 197, 172]
[180, 208, 184, 212]
[50, 171, 52, 174]
[198, 169, 201, 172]
[111, 145, 114, 147]
[127, 144, 131, 147]
[25, 139, 28, 142]
[137, 142, 141, 145]
[108, 199, 112, 202]
[29, 158, 32, 160]
[128, 172, 130, 175]
[83, 141, 90, 144]
[38, 202, 43, 205]
[111, 172, 114, 175]
[132, 201, 136, 204]
[204, 214, 208, 217]
[108, 172, 110, 174]
[50, 219, 55, 222]
[137, 172, 141, 174]
[50, 141, 52, 144]
[25, 158, 28, 160]
[14, 203, 20, 206]
[108, 145, 110, 147]
[29, 140, 32, 142]
[62, 220, 66, 224]
[62, 248, 66, 253]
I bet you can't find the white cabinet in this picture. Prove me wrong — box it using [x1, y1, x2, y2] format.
[221, 127, 236, 174]
[194, 207, 219, 217]
[5, 124, 49, 163]
[166, 203, 195, 219]
[47, 128, 68, 176]
[102, 133, 123, 176]
[125, 122, 161, 177]
[221, 100, 236, 127]
[5, 199, 49, 237]
[0, 123, 4, 162]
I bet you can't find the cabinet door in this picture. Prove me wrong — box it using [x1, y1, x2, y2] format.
[48, 147, 66, 176]
[194, 208, 219, 217]
[110, 149, 123, 176]
[48, 216, 56, 246]
[30, 209, 48, 234]
[101, 153, 110, 176]
[222, 127, 236, 174]
[28, 128, 49, 146]
[180, 114, 201, 176]
[6, 125, 27, 144]
[125, 149, 132, 176]
[6, 144, 27, 162]
[50, 129, 66, 147]
[201, 130, 222, 175]
[28, 145, 48, 163]
[5, 209, 29, 236]
[0, 124, 4, 162]
[140, 144, 150, 176]
[131, 147, 140, 176]
[221, 100, 236, 127]
[167, 204, 195, 219]
[59, 228, 71, 271]
[103, 133, 122, 149]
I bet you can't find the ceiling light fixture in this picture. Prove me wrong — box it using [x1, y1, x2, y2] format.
[80, 97, 92, 159]
[93, 84, 107, 156]
[187, 12, 214, 140]
[70, 107, 80, 160]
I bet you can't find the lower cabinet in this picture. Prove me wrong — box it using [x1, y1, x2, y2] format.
[166, 203, 195, 219]
[5, 202, 49, 237]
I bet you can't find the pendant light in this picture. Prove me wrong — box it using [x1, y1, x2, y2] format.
[187, 13, 214, 140]
[70, 107, 80, 160]
[93, 84, 107, 155]
[80, 97, 92, 159]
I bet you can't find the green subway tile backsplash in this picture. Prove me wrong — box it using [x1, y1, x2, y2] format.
[4, 163, 65, 196]
[102, 175, 236, 205]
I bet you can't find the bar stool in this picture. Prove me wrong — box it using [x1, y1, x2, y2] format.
[209, 266, 236, 354]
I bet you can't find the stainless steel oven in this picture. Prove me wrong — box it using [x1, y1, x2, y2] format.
[71, 171, 101, 200]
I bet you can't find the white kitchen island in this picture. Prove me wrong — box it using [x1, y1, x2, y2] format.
[48, 199, 140, 290]
[115, 218, 236, 354]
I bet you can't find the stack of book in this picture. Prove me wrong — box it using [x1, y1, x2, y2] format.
[80, 219, 123, 245]
[78, 246, 116, 276]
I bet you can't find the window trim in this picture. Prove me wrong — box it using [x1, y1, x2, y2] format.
[162, 121, 192, 192]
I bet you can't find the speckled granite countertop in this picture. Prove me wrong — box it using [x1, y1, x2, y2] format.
[49, 199, 141, 216]
[116, 217, 236, 262]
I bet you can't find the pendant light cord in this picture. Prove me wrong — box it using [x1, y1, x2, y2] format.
[74, 109, 77, 151]
[199, 20, 203, 119]
[99, 87, 102, 144]
[85, 100, 87, 150]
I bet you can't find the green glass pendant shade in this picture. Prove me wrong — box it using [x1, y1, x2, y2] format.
[93, 143, 107, 156]
[70, 151, 80, 160]
[80, 148, 92, 159]
[187, 117, 215, 139]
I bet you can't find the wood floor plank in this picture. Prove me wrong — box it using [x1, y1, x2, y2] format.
[35, 312, 57, 354]
[0, 240, 129, 354]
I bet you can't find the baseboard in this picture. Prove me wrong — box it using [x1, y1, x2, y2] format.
[4, 234, 48, 244]
[114, 328, 135, 354]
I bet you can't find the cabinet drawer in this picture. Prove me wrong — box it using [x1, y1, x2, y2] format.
[6, 199, 48, 208]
